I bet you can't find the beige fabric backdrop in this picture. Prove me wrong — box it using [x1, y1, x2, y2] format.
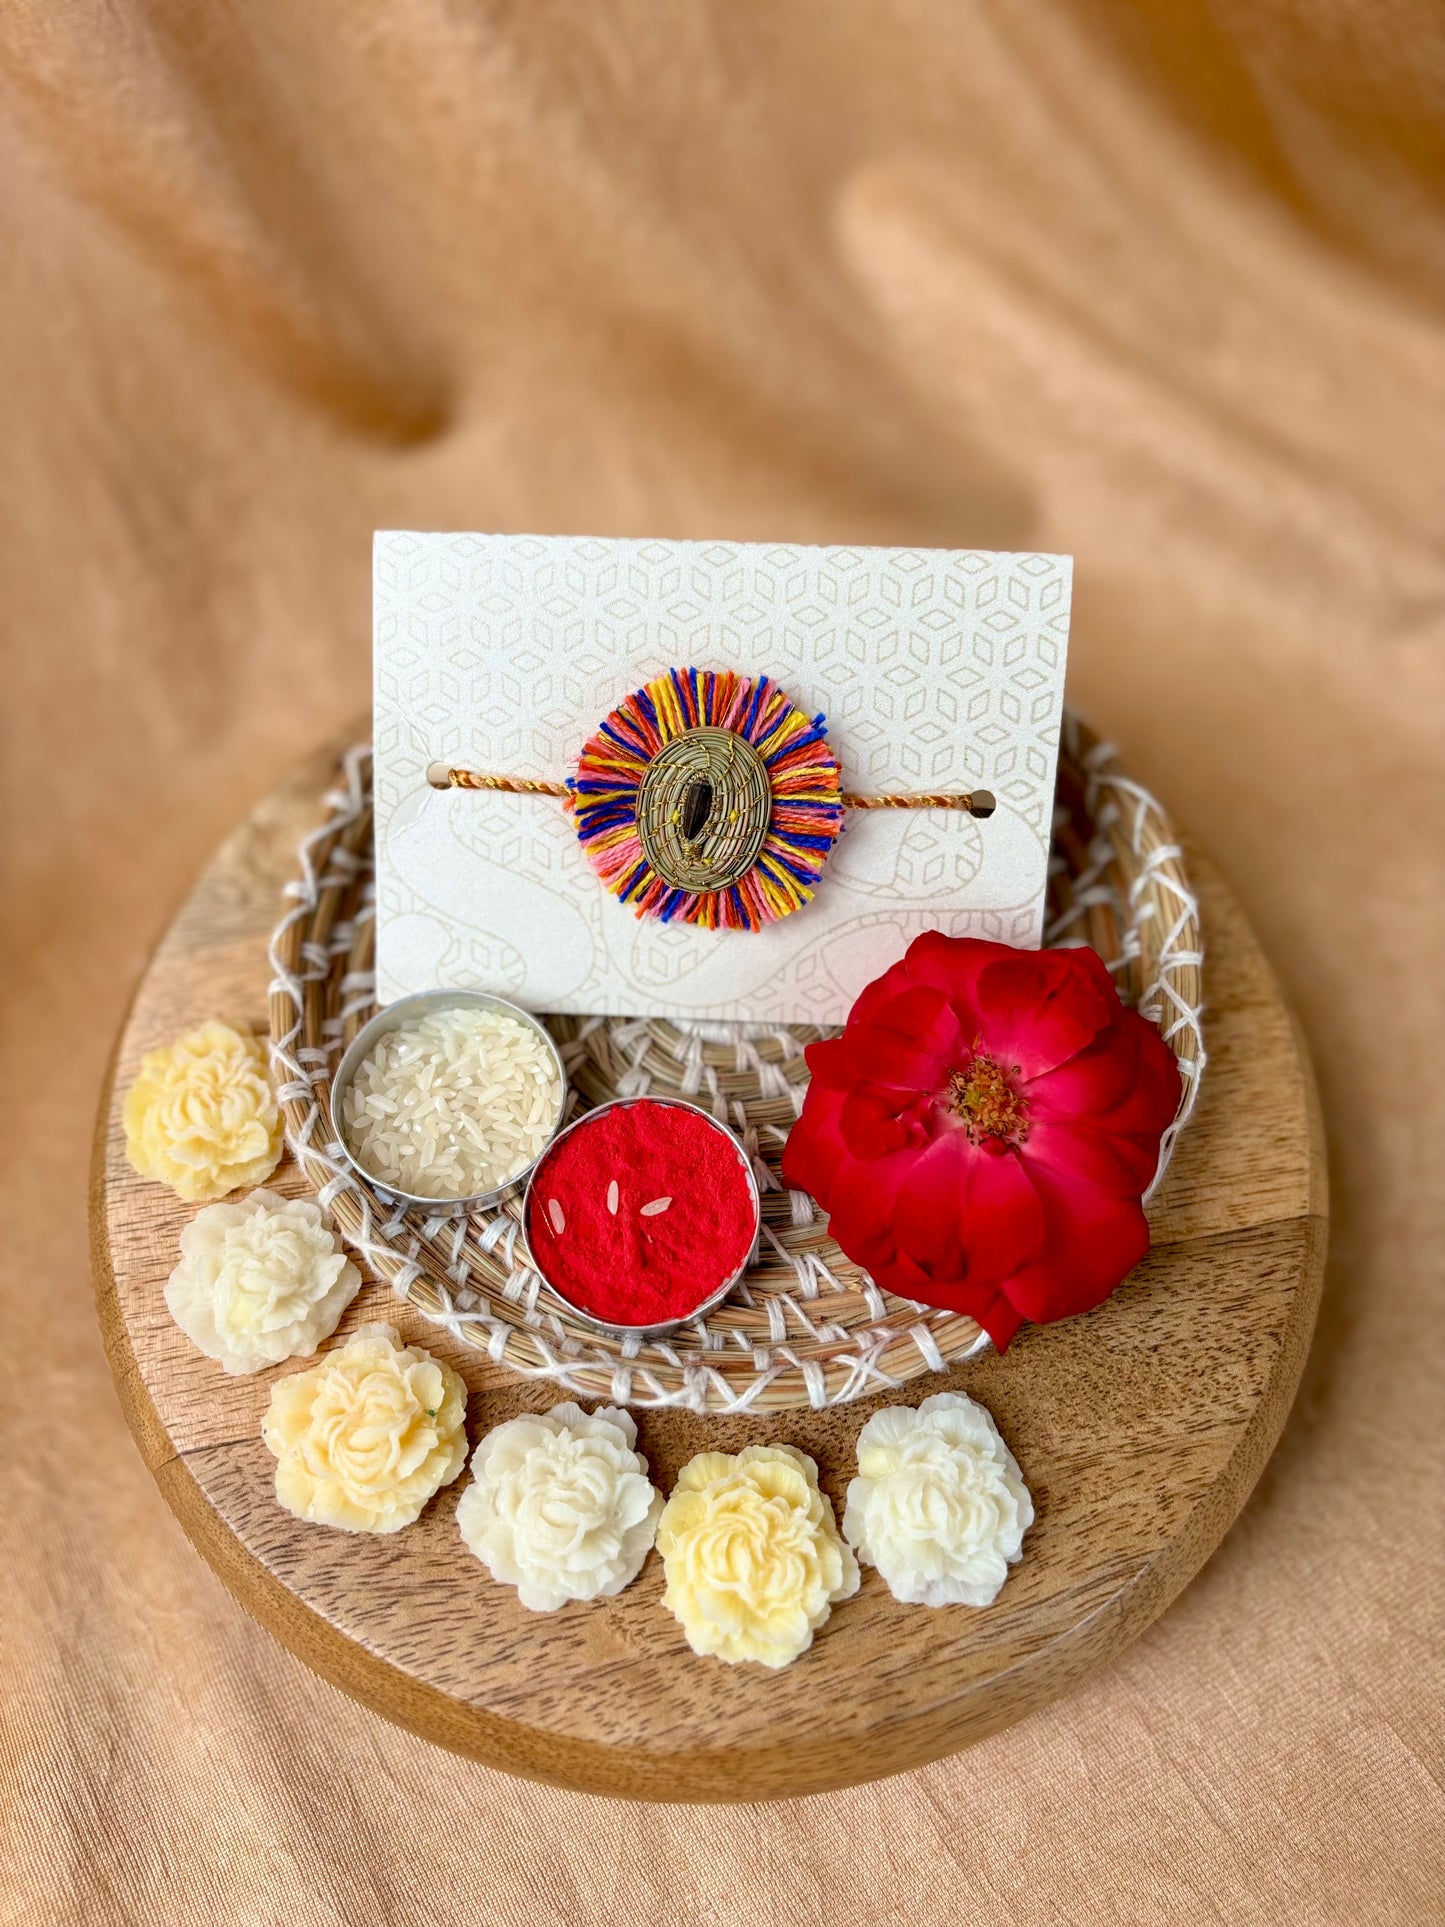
[2, 3, 1442, 1921]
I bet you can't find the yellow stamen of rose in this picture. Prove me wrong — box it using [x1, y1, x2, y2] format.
[947, 1053, 1029, 1145]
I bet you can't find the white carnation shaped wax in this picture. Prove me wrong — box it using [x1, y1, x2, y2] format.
[456, 1402, 663, 1612]
[165, 1189, 360, 1375]
[843, 1391, 1033, 1608]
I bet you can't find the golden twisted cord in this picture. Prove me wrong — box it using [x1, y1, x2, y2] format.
[430, 766, 996, 817]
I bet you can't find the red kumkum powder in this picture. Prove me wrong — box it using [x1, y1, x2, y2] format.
[525, 1100, 758, 1328]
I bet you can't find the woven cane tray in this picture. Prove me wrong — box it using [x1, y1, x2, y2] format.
[267, 715, 1205, 1413]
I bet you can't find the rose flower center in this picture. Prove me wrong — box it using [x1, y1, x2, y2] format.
[946, 1053, 1029, 1146]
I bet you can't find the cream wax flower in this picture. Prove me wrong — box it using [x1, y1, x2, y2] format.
[656, 1444, 858, 1668]
[263, 1324, 467, 1533]
[456, 1402, 662, 1611]
[165, 1189, 360, 1375]
[123, 1020, 283, 1202]
[843, 1392, 1033, 1608]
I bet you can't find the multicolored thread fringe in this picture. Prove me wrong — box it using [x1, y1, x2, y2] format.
[569, 668, 845, 930]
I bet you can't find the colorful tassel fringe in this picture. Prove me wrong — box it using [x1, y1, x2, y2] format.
[568, 667, 845, 930]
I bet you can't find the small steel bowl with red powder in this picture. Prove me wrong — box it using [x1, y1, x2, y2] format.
[522, 1097, 761, 1339]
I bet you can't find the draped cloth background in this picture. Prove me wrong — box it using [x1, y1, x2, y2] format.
[2, 3, 1441, 1920]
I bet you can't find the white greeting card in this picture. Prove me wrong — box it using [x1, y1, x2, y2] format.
[373, 532, 1070, 1024]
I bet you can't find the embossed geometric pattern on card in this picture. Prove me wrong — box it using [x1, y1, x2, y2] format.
[373, 532, 1071, 1023]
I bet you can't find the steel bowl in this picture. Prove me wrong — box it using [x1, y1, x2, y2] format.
[330, 988, 568, 1214]
[521, 1095, 762, 1340]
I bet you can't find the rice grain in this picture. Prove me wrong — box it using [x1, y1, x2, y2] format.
[341, 1005, 561, 1199]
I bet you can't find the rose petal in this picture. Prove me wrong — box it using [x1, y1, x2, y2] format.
[851, 983, 964, 1091]
[1022, 1025, 1137, 1119]
[843, 955, 916, 1033]
[975, 946, 1120, 1078]
[1000, 1164, 1152, 1325]
[800, 1035, 853, 1090]
[1026, 1007, 1181, 1135]
[839, 1080, 933, 1159]
[825, 1150, 915, 1273]
[899, 931, 1012, 1029]
[895, 1133, 1044, 1284]
[781, 1074, 849, 1207]
[1103, 1009, 1184, 1137]
[1023, 1116, 1164, 1197]
[862, 1246, 1026, 1351]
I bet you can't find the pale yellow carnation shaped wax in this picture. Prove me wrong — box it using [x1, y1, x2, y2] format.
[262, 1323, 467, 1533]
[656, 1444, 858, 1668]
[165, 1189, 360, 1376]
[123, 1020, 283, 1202]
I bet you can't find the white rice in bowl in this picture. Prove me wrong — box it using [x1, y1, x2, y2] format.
[340, 1004, 562, 1200]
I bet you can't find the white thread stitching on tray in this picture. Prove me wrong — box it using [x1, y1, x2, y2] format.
[266, 740, 1205, 1410]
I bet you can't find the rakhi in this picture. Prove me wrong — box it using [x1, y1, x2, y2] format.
[427, 666, 995, 932]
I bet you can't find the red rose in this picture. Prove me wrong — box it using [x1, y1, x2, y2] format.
[781, 934, 1182, 1349]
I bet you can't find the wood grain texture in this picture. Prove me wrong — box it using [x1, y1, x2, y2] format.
[91, 741, 1327, 1802]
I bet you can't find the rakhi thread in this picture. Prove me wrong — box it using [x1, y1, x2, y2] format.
[429, 665, 995, 933]
[437, 770, 994, 812]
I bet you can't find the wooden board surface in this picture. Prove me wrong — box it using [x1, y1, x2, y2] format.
[91, 741, 1327, 1802]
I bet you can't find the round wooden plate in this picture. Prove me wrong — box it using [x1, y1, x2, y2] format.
[90, 741, 1326, 1802]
